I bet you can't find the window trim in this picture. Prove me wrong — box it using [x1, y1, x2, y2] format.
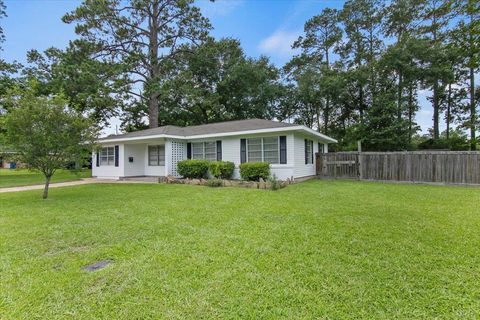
[191, 141, 217, 161]
[148, 145, 165, 166]
[246, 136, 281, 164]
[305, 139, 314, 165]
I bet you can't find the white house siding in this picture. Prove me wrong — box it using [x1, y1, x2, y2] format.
[92, 144, 124, 179]
[94, 130, 332, 180]
[124, 144, 145, 177]
[144, 139, 167, 176]
[189, 133, 295, 180]
[292, 133, 321, 178]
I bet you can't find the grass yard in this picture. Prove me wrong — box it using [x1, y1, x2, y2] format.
[0, 169, 91, 188]
[1, 180, 479, 319]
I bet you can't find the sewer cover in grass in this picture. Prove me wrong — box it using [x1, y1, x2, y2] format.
[82, 260, 112, 272]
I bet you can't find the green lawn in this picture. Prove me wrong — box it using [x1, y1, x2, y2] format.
[0, 169, 91, 188]
[1, 180, 479, 319]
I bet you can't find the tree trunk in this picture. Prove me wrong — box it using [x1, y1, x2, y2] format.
[148, 94, 159, 128]
[433, 80, 440, 140]
[316, 105, 321, 132]
[397, 71, 403, 121]
[43, 175, 51, 199]
[408, 84, 414, 143]
[359, 85, 364, 121]
[431, 8, 440, 140]
[469, 66, 476, 150]
[148, 1, 160, 128]
[468, 8, 476, 150]
[446, 82, 452, 140]
[324, 106, 329, 136]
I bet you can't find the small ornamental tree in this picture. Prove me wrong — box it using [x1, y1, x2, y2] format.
[3, 86, 99, 199]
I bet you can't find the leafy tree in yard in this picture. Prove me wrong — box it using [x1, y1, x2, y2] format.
[292, 8, 343, 135]
[339, 0, 384, 122]
[416, 0, 453, 140]
[0, 0, 23, 147]
[24, 41, 124, 127]
[62, 0, 211, 129]
[451, 0, 480, 149]
[153, 38, 280, 126]
[3, 85, 99, 199]
[383, 0, 424, 142]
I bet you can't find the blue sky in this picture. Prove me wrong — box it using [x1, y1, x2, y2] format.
[1, 0, 437, 135]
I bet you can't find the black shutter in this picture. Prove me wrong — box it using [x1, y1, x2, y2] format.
[305, 139, 308, 164]
[311, 141, 314, 163]
[279, 136, 287, 164]
[114, 145, 119, 167]
[318, 142, 322, 154]
[240, 139, 247, 163]
[216, 140, 222, 161]
[187, 143, 192, 159]
[96, 151, 99, 167]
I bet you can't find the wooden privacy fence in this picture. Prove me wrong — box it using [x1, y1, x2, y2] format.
[316, 151, 480, 185]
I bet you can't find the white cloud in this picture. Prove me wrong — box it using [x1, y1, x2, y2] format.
[258, 29, 300, 58]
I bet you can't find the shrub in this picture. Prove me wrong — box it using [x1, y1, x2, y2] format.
[177, 160, 209, 179]
[206, 178, 223, 187]
[239, 162, 270, 181]
[268, 174, 282, 191]
[209, 161, 235, 179]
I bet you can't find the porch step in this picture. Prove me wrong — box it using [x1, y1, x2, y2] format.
[119, 176, 163, 183]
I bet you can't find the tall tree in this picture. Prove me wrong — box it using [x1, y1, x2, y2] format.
[293, 8, 343, 135]
[453, 0, 480, 149]
[0, 0, 5, 48]
[383, 0, 422, 132]
[340, 0, 384, 121]
[151, 38, 280, 126]
[417, 0, 453, 140]
[63, 0, 211, 129]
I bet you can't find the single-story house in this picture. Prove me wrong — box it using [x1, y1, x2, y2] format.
[92, 119, 337, 180]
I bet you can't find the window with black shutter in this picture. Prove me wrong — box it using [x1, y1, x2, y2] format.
[305, 139, 313, 164]
[279, 136, 287, 164]
[216, 140, 222, 161]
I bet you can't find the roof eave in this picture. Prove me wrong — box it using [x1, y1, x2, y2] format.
[96, 126, 337, 144]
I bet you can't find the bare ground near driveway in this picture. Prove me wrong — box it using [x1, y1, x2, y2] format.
[0, 178, 156, 193]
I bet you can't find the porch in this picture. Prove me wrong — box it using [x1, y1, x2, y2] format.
[93, 138, 174, 179]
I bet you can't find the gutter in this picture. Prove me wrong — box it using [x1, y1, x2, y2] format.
[97, 126, 338, 144]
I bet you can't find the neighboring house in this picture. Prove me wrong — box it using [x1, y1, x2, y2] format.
[93, 119, 337, 180]
[0, 152, 24, 169]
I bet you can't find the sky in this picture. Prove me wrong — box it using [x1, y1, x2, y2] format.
[1, 0, 438, 136]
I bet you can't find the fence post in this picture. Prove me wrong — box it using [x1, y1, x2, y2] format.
[357, 141, 363, 180]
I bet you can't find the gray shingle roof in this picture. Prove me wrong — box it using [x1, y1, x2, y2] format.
[100, 119, 298, 141]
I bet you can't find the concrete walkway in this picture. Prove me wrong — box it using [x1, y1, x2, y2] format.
[0, 178, 157, 193]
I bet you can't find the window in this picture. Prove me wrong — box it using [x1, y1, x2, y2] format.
[100, 147, 115, 166]
[204, 142, 217, 161]
[263, 137, 279, 163]
[192, 142, 217, 161]
[148, 145, 165, 166]
[247, 137, 280, 164]
[318, 143, 325, 154]
[247, 138, 262, 162]
[192, 143, 204, 160]
[306, 140, 313, 164]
